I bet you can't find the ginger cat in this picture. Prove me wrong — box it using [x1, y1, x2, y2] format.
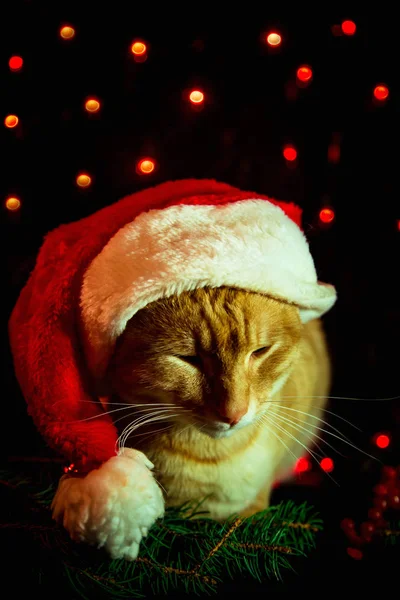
[106, 286, 331, 521]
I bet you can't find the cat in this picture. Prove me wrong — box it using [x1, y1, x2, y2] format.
[105, 285, 331, 520]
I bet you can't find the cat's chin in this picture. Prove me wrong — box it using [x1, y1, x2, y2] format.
[197, 425, 236, 440]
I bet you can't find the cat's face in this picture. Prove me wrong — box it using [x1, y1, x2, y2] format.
[108, 287, 302, 439]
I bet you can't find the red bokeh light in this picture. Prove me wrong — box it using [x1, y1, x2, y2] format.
[296, 65, 313, 82]
[320, 457, 334, 472]
[189, 90, 204, 104]
[374, 433, 391, 449]
[283, 145, 297, 161]
[327, 144, 341, 163]
[373, 85, 389, 101]
[4, 115, 19, 128]
[131, 41, 147, 55]
[319, 208, 335, 223]
[294, 456, 312, 473]
[341, 20, 356, 35]
[9, 56, 23, 72]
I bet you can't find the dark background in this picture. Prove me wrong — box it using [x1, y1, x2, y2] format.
[2, 3, 399, 597]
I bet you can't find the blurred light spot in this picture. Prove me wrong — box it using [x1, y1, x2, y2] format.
[76, 173, 92, 188]
[319, 208, 335, 223]
[85, 98, 101, 113]
[341, 20, 356, 35]
[373, 85, 389, 101]
[328, 144, 341, 163]
[320, 457, 334, 472]
[374, 433, 391, 449]
[189, 90, 204, 104]
[131, 41, 147, 55]
[296, 65, 313, 82]
[9, 56, 23, 72]
[60, 26, 75, 40]
[4, 114, 19, 128]
[266, 32, 282, 47]
[5, 196, 21, 211]
[294, 457, 312, 473]
[137, 158, 155, 174]
[283, 145, 297, 161]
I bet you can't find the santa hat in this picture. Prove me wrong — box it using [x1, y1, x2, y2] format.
[8, 178, 337, 559]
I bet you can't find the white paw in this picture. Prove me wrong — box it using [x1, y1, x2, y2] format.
[51, 448, 165, 560]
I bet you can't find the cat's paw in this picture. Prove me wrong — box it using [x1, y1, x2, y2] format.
[51, 447, 165, 560]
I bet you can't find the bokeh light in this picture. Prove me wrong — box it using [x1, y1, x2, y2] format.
[76, 173, 92, 188]
[328, 144, 341, 163]
[283, 145, 297, 161]
[5, 196, 21, 212]
[341, 20, 356, 35]
[189, 90, 204, 104]
[374, 433, 391, 449]
[320, 457, 334, 472]
[60, 26, 75, 40]
[373, 85, 389, 101]
[319, 208, 335, 223]
[131, 41, 147, 55]
[294, 456, 312, 474]
[85, 98, 101, 113]
[4, 115, 19, 128]
[137, 158, 156, 174]
[266, 32, 282, 47]
[296, 65, 313, 82]
[9, 56, 23, 72]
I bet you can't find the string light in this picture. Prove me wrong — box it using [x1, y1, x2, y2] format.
[189, 90, 204, 104]
[319, 207, 335, 223]
[9, 56, 23, 72]
[5, 196, 21, 211]
[137, 158, 156, 174]
[266, 32, 282, 47]
[283, 145, 297, 162]
[373, 85, 389, 101]
[341, 20, 356, 35]
[131, 41, 147, 55]
[85, 98, 101, 113]
[373, 433, 391, 449]
[76, 173, 92, 188]
[296, 65, 313, 83]
[294, 457, 312, 474]
[4, 115, 19, 128]
[60, 26, 75, 40]
[320, 457, 334, 472]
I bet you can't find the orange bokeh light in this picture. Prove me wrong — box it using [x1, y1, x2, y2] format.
[319, 208, 335, 223]
[60, 26, 75, 40]
[341, 20, 356, 35]
[320, 457, 334, 472]
[5, 196, 21, 211]
[189, 90, 204, 104]
[131, 41, 147, 55]
[373, 85, 389, 101]
[296, 65, 313, 82]
[266, 32, 282, 47]
[76, 173, 92, 188]
[137, 158, 155, 174]
[374, 433, 391, 449]
[9, 56, 23, 71]
[85, 98, 101, 113]
[283, 145, 297, 161]
[4, 115, 19, 128]
[294, 457, 312, 474]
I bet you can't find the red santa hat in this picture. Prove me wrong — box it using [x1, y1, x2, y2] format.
[8, 178, 336, 559]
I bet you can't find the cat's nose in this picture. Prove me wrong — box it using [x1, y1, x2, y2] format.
[216, 406, 247, 426]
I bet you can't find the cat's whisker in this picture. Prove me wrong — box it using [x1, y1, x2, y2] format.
[261, 413, 340, 485]
[267, 408, 347, 459]
[279, 394, 400, 403]
[275, 405, 355, 441]
[255, 414, 299, 464]
[117, 412, 180, 450]
[269, 406, 379, 463]
[268, 399, 362, 432]
[112, 406, 186, 427]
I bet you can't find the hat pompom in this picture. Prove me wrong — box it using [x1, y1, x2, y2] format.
[51, 448, 165, 560]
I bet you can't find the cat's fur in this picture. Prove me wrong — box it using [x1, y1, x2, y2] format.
[106, 286, 331, 520]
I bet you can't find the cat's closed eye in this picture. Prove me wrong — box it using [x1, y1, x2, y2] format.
[176, 355, 201, 367]
[251, 346, 271, 357]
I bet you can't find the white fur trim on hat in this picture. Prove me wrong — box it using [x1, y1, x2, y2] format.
[80, 199, 336, 381]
